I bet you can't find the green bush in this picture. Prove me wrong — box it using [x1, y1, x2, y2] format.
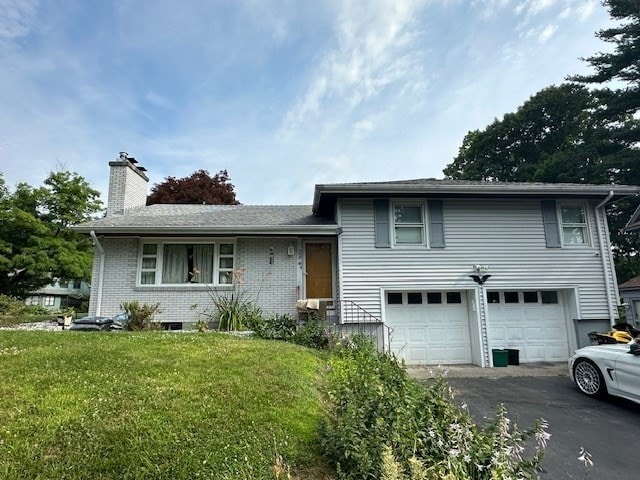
[250, 313, 297, 340]
[120, 301, 161, 331]
[321, 336, 548, 479]
[292, 314, 336, 349]
[0, 295, 48, 316]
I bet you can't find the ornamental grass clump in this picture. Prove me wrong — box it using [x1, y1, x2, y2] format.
[120, 301, 161, 331]
[321, 335, 549, 479]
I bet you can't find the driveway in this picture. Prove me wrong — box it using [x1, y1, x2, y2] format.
[411, 366, 640, 479]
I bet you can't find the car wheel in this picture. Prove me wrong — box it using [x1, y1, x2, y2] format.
[573, 359, 607, 398]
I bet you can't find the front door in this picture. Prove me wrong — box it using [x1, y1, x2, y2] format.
[305, 242, 333, 298]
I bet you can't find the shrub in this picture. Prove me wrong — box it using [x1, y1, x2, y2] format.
[120, 301, 161, 331]
[291, 313, 336, 349]
[321, 336, 548, 479]
[250, 313, 297, 340]
[0, 295, 48, 316]
[194, 285, 263, 331]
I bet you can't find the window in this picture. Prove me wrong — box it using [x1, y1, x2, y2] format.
[560, 204, 588, 245]
[407, 292, 423, 304]
[523, 291, 539, 303]
[139, 241, 235, 286]
[387, 292, 403, 304]
[427, 292, 442, 304]
[393, 202, 425, 245]
[44, 296, 55, 307]
[504, 292, 519, 303]
[487, 291, 500, 304]
[541, 291, 558, 304]
[446, 292, 462, 304]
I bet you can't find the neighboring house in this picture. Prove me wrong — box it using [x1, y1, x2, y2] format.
[25, 279, 90, 311]
[624, 204, 640, 232]
[74, 155, 639, 366]
[619, 276, 640, 328]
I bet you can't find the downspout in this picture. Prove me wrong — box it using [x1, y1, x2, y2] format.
[90, 230, 105, 316]
[595, 191, 615, 324]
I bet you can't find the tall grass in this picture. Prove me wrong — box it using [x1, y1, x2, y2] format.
[0, 331, 331, 479]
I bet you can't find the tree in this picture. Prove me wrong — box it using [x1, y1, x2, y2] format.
[0, 171, 102, 298]
[443, 84, 618, 183]
[570, 0, 640, 146]
[147, 169, 240, 205]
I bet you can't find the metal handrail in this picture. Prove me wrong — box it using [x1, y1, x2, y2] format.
[335, 299, 392, 353]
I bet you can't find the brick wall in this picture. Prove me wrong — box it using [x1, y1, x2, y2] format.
[106, 161, 148, 216]
[88, 236, 302, 327]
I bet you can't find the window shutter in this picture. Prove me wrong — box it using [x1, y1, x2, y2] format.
[428, 200, 445, 248]
[374, 199, 391, 248]
[541, 200, 561, 248]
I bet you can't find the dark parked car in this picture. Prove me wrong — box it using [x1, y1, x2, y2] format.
[69, 313, 129, 331]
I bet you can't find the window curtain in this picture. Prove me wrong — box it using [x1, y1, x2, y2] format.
[162, 244, 189, 283]
[193, 245, 214, 283]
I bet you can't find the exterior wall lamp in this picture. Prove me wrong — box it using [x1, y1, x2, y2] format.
[470, 264, 491, 285]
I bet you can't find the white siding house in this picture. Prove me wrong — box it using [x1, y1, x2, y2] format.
[74, 156, 638, 367]
[313, 180, 637, 366]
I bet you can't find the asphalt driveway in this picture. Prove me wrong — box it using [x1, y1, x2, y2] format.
[441, 374, 640, 479]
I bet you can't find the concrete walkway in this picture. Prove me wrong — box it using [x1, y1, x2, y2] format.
[407, 362, 568, 380]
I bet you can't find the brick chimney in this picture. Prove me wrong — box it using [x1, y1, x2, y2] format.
[106, 152, 149, 216]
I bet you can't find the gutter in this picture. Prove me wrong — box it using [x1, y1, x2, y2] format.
[90, 230, 105, 316]
[595, 191, 616, 324]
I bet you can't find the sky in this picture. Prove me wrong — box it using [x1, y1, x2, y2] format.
[0, 0, 615, 206]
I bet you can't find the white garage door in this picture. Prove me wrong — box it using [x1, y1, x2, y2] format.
[386, 291, 472, 365]
[487, 290, 569, 363]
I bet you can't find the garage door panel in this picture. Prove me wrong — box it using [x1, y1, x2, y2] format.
[387, 292, 471, 365]
[488, 291, 569, 363]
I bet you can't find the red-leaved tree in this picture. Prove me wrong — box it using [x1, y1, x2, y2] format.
[147, 169, 240, 205]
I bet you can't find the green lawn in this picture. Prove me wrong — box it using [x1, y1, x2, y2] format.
[0, 331, 332, 479]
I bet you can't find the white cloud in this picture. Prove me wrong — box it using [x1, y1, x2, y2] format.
[538, 24, 557, 43]
[280, 0, 426, 137]
[0, 0, 38, 39]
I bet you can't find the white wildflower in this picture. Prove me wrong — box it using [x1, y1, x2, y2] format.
[578, 447, 593, 468]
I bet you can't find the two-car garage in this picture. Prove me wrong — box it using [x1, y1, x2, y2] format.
[385, 289, 571, 366]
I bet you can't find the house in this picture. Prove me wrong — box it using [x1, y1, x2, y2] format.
[24, 279, 90, 311]
[624, 204, 640, 232]
[74, 154, 639, 366]
[619, 276, 640, 328]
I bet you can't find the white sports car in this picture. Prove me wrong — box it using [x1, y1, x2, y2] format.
[569, 342, 640, 404]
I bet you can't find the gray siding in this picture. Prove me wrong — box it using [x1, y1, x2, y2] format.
[338, 198, 616, 321]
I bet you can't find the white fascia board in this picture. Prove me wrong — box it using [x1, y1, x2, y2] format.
[74, 225, 338, 236]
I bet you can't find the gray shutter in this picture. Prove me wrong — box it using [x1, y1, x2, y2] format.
[374, 199, 391, 248]
[541, 200, 561, 248]
[428, 200, 445, 248]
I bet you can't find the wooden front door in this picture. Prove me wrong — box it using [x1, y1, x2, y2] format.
[305, 242, 333, 298]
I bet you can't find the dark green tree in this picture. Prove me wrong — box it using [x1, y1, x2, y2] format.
[443, 84, 616, 183]
[0, 171, 102, 298]
[570, 0, 640, 145]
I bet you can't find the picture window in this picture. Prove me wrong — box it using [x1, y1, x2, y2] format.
[139, 241, 235, 286]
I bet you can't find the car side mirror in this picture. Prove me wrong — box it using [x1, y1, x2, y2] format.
[629, 343, 640, 355]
